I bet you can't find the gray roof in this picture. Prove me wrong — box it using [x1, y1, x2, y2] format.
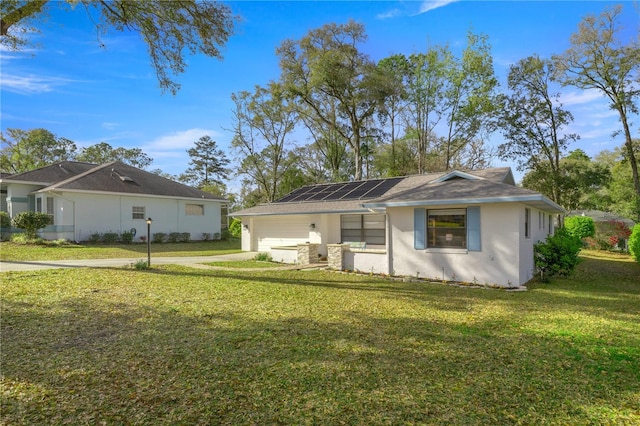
[233, 167, 563, 217]
[1, 161, 226, 201]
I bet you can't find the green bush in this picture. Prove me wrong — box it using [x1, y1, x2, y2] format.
[229, 218, 242, 238]
[534, 228, 583, 282]
[88, 232, 102, 243]
[254, 252, 272, 262]
[0, 211, 11, 229]
[152, 232, 166, 243]
[10, 233, 44, 245]
[11, 211, 51, 240]
[629, 224, 640, 264]
[102, 232, 119, 244]
[120, 230, 134, 244]
[167, 232, 181, 243]
[564, 216, 595, 239]
[181, 232, 191, 242]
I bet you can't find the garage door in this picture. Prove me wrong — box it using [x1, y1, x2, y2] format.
[253, 216, 311, 252]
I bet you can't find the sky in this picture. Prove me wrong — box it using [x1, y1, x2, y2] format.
[1, 0, 638, 189]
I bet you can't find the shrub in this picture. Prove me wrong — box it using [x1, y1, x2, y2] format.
[202, 233, 211, 241]
[88, 232, 102, 243]
[102, 232, 119, 244]
[254, 252, 272, 262]
[0, 211, 11, 229]
[229, 218, 242, 238]
[181, 232, 191, 242]
[534, 227, 582, 282]
[564, 216, 595, 239]
[629, 224, 640, 264]
[1, 211, 11, 240]
[120, 230, 134, 244]
[152, 232, 166, 243]
[11, 211, 52, 240]
[167, 232, 182, 243]
[131, 259, 150, 270]
[10, 233, 44, 245]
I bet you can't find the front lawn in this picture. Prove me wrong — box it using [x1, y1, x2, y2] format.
[1, 250, 638, 424]
[0, 239, 241, 262]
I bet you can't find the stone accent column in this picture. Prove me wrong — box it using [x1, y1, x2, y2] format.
[297, 243, 319, 265]
[327, 243, 348, 270]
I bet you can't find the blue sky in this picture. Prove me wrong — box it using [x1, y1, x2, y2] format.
[1, 1, 638, 187]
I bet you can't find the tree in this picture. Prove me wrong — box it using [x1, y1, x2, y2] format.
[595, 141, 640, 221]
[277, 20, 390, 180]
[231, 82, 299, 203]
[441, 32, 499, 170]
[1, 1, 237, 94]
[180, 135, 229, 188]
[0, 128, 77, 173]
[553, 5, 640, 218]
[522, 150, 610, 212]
[75, 142, 153, 169]
[11, 211, 51, 240]
[499, 55, 578, 205]
[402, 48, 451, 173]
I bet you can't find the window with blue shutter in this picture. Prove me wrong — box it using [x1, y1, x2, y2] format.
[414, 208, 426, 249]
[467, 206, 481, 251]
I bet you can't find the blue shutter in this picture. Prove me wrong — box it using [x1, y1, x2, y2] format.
[414, 208, 426, 250]
[467, 206, 481, 251]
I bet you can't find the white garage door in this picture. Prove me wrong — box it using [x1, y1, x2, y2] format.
[253, 216, 311, 252]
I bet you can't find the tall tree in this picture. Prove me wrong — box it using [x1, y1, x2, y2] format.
[553, 5, 640, 217]
[596, 141, 640, 221]
[498, 55, 578, 204]
[277, 20, 390, 180]
[230, 82, 298, 202]
[403, 48, 451, 173]
[1, 0, 236, 94]
[180, 135, 229, 188]
[76, 142, 153, 169]
[0, 128, 77, 173]
[377, 54, 409, 176]
[442, 32, 499, 170]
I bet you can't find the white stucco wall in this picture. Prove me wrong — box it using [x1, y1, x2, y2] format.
[44, 191, 223, 241]
[240, 213, 343, 255]
[388, 204, 523, 286]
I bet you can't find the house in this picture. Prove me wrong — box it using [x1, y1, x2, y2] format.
[233, 168, 564, 287]
[1, 161, 228, 242]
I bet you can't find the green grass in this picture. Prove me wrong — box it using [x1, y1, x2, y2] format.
[0, 239, 241, 262]
[203, 260, 285, 269]
[1, 250, 639, 424]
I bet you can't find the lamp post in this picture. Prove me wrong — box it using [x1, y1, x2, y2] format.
[146, 217, 152, 267]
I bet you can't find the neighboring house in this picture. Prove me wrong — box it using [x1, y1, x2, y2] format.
[1, 161, 228, 242]
[233, 168, 564, 287]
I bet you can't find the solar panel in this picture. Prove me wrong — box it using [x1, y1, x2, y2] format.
[273, 178, 403, 203]
[362, 177, 403, 198]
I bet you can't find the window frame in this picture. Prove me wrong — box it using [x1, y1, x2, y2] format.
[132, 206, 146, 220]
[340, 214, 386, 246]
[426, 208, 467, 249]
[185, 203, 205, 216]
[525, 208, 531, 239]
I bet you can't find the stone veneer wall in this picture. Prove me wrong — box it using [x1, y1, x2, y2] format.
[297, 243, 319, 265]
[327, 243, 347, 270]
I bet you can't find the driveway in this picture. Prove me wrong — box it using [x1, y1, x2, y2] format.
[0, 252, 258, 272]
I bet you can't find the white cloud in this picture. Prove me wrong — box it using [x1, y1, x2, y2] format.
[0, 72, 86, 94]
[376, 9, 403, 20]
[417, 0, 458, 14]
[144, 128, 221, 151]
[559, 89, 604, 106]
[101, 122, 120, 130]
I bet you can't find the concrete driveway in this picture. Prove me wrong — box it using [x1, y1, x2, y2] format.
[0, 252, 258, 272]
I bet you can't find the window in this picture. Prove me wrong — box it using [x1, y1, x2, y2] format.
[46, 197, 54, 222]
[427, 209, 466, 248]
[220, 204, 229, 229]
[548, 214, 553, 234]
[538, 211, 542, 229]
[132, 206, 145, 220]
[185, 203, 204, 216]
[525, 208, 531, 238]
[36, 197, 54, 223]
[341, 214, 385, 246]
